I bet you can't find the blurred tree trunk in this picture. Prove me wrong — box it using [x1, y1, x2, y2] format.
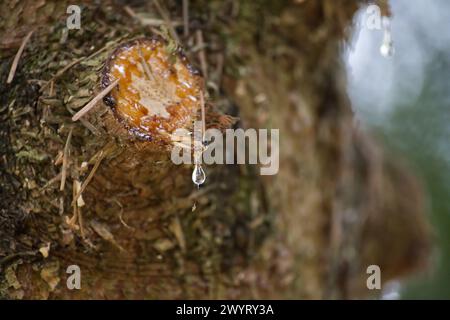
[0, 0, 430, 299]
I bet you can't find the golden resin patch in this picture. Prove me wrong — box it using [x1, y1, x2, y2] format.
[102, 37, 203, 141]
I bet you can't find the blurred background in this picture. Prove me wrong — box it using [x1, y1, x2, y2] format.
[346, 0, 450, 299]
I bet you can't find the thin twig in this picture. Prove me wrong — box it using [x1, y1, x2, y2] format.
[71, 151, 105, 206]
[7, 30, 34, 84]
[59, 197, 64, 216]
[142, 17, 182, 27]
[0, 251, 38, 269]
[138, 47, 156, 82]
[152, 0, 180, 43]
[72, 79, 119, 121]
[79, 118, 100, 136]
[200, 91, 206, 142]
[86, 40, 123, 60]
[49, 81, 54, 96]
[70, 191, 78, 219]
[112, 198, 133, 230]
[66, 104, 100, 136]
[196, 30, 208, 79]
[138, 46, 168, 95]
[40, 41, 119, 92]
[69, 180, 79, 230]
[73, 180, 85, 238]
[40, 172, 62, 192]
[125, 5, 180, 27]
[77, 198, 85, 238]
[40, 57, 84, 91]
[60, 128, 73, 191]
[183, 0, 189, 37]
[124, 5, 137, 18]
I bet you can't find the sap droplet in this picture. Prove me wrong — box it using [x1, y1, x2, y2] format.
[380, 17, 395, 58]
[380, 40, 395, 58]
[192, 164, 206, 187]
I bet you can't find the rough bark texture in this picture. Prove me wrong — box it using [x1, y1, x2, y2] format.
[0, 0, 430, 299]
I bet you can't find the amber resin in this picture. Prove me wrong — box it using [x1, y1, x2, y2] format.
[102, 37, 203, 141]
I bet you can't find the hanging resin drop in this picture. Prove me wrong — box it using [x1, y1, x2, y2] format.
[192, 164, 206, 187]
[380, 17, 395, 58]
[380, 38, 395, 58]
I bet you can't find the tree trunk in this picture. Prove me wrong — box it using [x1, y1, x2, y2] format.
[0, 0, 430, 299]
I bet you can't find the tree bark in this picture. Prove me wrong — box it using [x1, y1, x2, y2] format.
[0, 0, 430, 299]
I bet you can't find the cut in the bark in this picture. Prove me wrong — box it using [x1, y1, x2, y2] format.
[102, 37, 203, 143]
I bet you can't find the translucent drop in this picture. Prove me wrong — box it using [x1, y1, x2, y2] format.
[380, 40, 395, 58]
[380, 17, 395, 58]
[192, 164, 206, 187]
